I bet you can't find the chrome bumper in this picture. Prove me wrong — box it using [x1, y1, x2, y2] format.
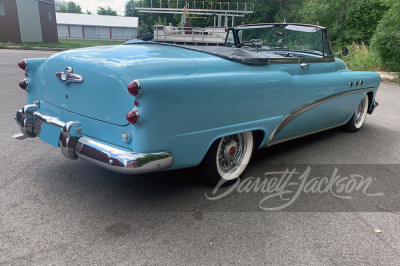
[13, 104, 173, 174]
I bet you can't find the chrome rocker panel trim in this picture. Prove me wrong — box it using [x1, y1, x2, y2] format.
[14, 105, 173, 174]
[269, 123, 345, 146]
[263, 87, 376, 148]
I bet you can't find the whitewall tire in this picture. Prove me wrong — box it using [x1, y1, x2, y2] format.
[344, 94, 369, 132]
[203, 132, 254, 186]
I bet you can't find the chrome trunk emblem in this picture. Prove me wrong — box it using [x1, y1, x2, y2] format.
[55, 67, 83, 83]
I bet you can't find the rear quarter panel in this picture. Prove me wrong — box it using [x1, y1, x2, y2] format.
[133, 56, 303, 169]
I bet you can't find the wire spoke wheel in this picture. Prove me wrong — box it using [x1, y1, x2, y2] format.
[344, 94, 369, 133]
[354, 96, 366, 127]
[217, 133, 247, 173]
[215, 132, 254, 181]
[203, 131, 254, 185]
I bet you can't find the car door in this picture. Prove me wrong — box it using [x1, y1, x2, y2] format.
[294, 59, 344, 133]
[260, 59, 306, 144]
[290, 33, 346, 135]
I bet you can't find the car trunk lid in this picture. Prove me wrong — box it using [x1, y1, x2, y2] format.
[39, 44, 197, 125]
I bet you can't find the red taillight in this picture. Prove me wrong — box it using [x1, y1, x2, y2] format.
[19, 79, 28, 90]
[18, 60, 27, 70]
[128, 80, 141, 97]
[126, 110, 140, 125]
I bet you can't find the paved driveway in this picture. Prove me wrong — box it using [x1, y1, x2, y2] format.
[1, 49, 399, 265]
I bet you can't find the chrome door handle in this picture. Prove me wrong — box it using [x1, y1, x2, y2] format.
[300, 63, 309, 68]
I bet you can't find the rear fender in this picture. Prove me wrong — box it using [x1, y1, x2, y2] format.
[24, 58, 47, 103]
[132, 71, 301, 169]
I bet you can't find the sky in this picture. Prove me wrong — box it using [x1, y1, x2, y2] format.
[71, 0, 129, 16]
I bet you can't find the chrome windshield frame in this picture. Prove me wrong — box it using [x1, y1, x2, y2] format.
[226, 23, 333, 58]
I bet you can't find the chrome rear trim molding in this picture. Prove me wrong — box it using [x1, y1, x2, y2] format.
[263, 87, 374, 148]
[268, 123, 345, 146]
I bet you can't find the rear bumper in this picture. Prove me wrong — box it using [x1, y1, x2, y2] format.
[13, 104, 173, 174]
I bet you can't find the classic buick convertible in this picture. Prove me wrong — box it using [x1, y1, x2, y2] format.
[14, 23, 380, 185]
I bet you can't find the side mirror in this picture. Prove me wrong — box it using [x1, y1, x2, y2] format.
[342, 46, 349, 56]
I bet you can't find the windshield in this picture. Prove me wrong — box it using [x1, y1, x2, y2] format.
[235, 24, 331, 57]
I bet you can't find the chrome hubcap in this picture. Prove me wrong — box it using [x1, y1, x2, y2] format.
[224, 142, 238, 161]
[218, 133, 247, 173]
[355, 97, 366, 125]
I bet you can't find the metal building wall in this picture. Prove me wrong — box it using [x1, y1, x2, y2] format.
[111, 28, 137, 40]
[57, 24, 137, 40]
[0, 0, 21, 43]
[83, 26, 96, 39]
[57, 24, 68, 38]
[38, 0, 58, 42]
[69, 25, 83, 38]
[0, 0, 58, 43]
[97, 26, 110, 39]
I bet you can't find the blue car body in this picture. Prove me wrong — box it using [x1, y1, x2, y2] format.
[14, 23, 381, 174]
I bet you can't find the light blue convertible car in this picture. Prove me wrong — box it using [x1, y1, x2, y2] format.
[14, 23, 380, 185]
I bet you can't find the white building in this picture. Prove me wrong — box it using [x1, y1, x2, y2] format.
[56, 13, 138, 40]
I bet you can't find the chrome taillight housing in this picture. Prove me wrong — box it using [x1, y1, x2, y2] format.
[126, 109, 140, 125]
[128, 80, 141, 97]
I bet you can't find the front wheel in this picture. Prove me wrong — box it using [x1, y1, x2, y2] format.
[344, 94, 369, 132]
[203, 132, 254, 186]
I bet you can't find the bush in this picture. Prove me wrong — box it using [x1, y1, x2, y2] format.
[341, 43, 385, 71]
[370, 1, 400, 71]
[295, 0, 387, 47]
[395, 74, 400, 84]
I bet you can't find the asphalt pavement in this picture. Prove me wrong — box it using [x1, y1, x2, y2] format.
[1, 49, 399, 265]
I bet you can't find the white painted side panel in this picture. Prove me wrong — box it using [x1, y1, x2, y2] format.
[16, 0, 42, 42]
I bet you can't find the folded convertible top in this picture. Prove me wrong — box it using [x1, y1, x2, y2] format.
[124, 40, 270, 66]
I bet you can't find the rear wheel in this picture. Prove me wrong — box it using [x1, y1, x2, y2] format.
[344, 94, 369, 132]
[203, 132, 254, 186]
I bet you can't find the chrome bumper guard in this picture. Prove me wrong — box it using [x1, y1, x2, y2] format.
[13, 104, 173, 174]
[368, 101, 379, 114]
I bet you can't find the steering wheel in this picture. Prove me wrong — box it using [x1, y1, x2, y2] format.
[236, 41, 258, 53]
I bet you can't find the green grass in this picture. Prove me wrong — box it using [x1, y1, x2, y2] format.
[338, 43, 400, 84]
[0, 38, 125, 49]
[339, 43, 385, 72]
[394, 74, 400, 84]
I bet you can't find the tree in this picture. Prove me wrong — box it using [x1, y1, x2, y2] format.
[97, 6, 118, 16]
[294, 0, 387, 47]
[55, 0, 65, 11]
[125, 0, 138, 17]
[55, 1, 83, 13]
[371, 0, 400, 71]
